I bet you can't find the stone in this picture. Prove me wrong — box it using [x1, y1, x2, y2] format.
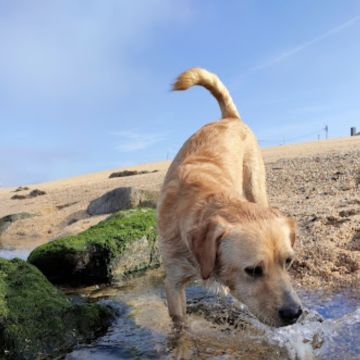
[28, 208, 159, 286]
[0, 213, 33, 236]
[28, 189, 46, 198]
[10, 194, 27, 200]
[10, 189, 46, 200]
[12, 186, 30, 192]
[87, 187, 159, 215]
[0, 258, 114, 359]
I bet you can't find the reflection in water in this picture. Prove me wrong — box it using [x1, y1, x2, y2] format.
[66, 270, 360, 360]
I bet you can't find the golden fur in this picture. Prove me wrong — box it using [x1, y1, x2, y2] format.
[157, 68, 302, 327]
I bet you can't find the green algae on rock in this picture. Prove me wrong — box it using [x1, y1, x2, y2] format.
[28, 208, 159, 285]
[0, 258, 114, 359]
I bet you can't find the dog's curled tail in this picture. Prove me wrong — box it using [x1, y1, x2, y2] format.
[172, 67, 240, 119]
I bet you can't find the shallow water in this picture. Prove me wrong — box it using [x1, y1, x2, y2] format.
[66, 270, 360, 360]
[0, 248, 30, 260]
[299, 289, 359, 319]
[1, 248, 358, 359]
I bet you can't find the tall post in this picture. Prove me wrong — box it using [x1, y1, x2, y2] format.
[351, 127, 356, 136]
[325, 125, 328, 139]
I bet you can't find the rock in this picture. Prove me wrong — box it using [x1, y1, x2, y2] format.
[339, 208, 358, 217]
[56, 201, 78, 210]
[87, 187, 159, 215]
[325, 216, 350, 226]
[12, 186, 30, 192]
[109, 169, 158, 178]
[0, 212, 33, 236]
[28, 189, 46, 198]
[10, 189, 46, 200]
[10, 194, 27, 200]
[28, 208, 159, 286]
[0, 258, 114, 359]
[187, 290, 325, 360]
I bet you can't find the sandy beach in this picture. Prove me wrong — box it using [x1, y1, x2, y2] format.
[1, 135, 359, 290]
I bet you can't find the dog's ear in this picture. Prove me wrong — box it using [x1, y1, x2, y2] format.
[273, 208, 297, 248]
[287, 217, 297, 247]
[189, 217, 225, 280]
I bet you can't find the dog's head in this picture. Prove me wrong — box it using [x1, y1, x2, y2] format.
[190, 209, 302, 327]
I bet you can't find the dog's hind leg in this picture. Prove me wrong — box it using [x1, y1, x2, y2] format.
[243, 147, 269, 207]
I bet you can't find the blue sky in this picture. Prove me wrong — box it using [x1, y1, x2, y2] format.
[1, 1, 359, 186]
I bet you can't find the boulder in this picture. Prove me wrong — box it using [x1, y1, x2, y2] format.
[28, 208, 159, 286]
[0, 213, 33, 236]
[0, 258, 114, 359]
[87, 187, 159, 215]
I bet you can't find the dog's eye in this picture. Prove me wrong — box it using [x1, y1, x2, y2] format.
[245, 265, 263, 278]
[285, 257, 293, 268]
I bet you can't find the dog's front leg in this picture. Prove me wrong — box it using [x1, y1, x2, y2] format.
[165, 278, 187, 326]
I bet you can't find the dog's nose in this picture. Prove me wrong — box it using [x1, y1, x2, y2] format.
[278, 305, 302, 325]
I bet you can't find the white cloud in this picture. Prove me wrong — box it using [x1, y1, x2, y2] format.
[112, 130, 167, 152]
[252, 16, 360, 71]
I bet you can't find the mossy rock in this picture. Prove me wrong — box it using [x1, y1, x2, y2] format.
[0, 258, 114, 359]
[28, 208, 159, 286]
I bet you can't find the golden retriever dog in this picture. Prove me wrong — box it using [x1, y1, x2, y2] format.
[157, 68, 302, 327]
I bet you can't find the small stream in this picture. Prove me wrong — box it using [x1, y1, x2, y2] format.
[1, 249, 359, 360]
[65, 269, 359, 360]
[0, 248, 30, 260]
